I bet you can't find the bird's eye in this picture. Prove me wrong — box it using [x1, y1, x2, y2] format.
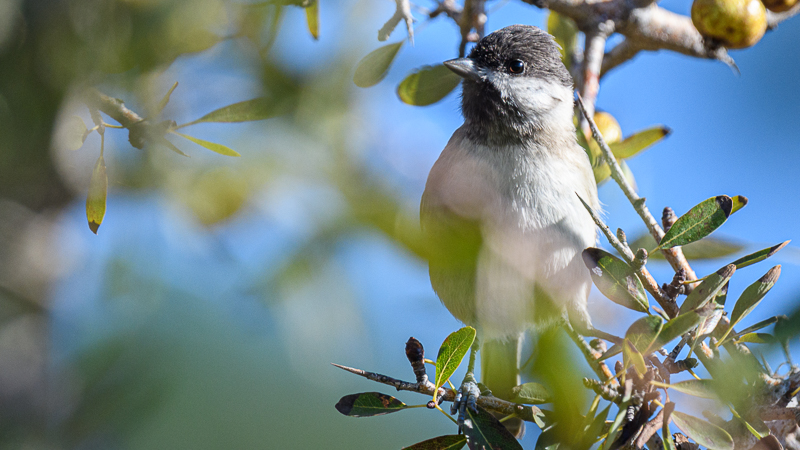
[507, 59, 525, 74]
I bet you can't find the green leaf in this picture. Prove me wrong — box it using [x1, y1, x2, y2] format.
[179, 97, 285, 127]
[731, 241, 790, 270]
[402, 435, 467, 450]
[157, 137, 190, 157]
[658, 196, 733, 250]
[735, 316, 779, 336]
[511, 382, 552, 404]
[157, 81, 179, 114]
[173, 132, 241, 157]
[334, 392, 407, 417]
[619, 159, 637, 191]
[727, 265, 781, 332]
[652, 311, 704, 350]
[434, 327, 476, 394]
[736, 333, 776, 344]
[305, 0, 319, 40]
[353, 42, 403, 88]
[653, 379, 717, 399]
[463, 405, 523, 450]
[625, 315, 663, 355]
[623, 340, 647, 376]
[679, 264, 735, 314]
[547, 12, 578, 71]
[582, 248, 649, 313]
[64, 115, 89, 150]
[86, 154, 108, 234]
[397, 64, 461, 106]
[628, 234, 744, 261]
[609, 126, 670, 159]
[670, 411, 734, 450]
[662, 403, 677, 450]
[598, 342, 622, 361]
[730, 195, 748, 214]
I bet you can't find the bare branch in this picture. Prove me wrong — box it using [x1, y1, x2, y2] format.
[379, 0, 415, 44]
[331, 363, 544, 423]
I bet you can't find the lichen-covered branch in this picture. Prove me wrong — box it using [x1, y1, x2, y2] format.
[379, 0, 415, 43]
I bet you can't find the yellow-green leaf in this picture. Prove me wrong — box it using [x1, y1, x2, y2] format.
[628, 234, 744, 261]
[652, 379, 717, 399]
[353, 42, 403, 88]
[623, 340, 647, 377]
[86, 154, 108, 234]
[434, 327, 476, 396]
[179, 97, 284, 127]
[671, 411, 734, 450]
[730, 195, 748, 214]
[652, 311, 704, 350]
[511, 382, 552, 404]
[658, 196, 733, 250]
[609, 126, 670, 159]
[679, 264, 736, 314]
[662, 403, 677, 450]
[397, 64, 461, 106]
[173, 132, 241, 157]
[157, 81, 179, 114]
[64, 115, 89, 151]
[305, 0, 319, 40]
[547, 12, 578, 71]
[335, 392, 407, 417]
[582, 247, 649, 313]
[736, 333, 776, 344]
[727, 265, 781, 332]
[626, 315, 663, 355]
[402, 435, 467, 450]
[731, 241, 790, 270]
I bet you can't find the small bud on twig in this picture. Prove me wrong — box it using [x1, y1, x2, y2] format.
[662, 207, 677, 232]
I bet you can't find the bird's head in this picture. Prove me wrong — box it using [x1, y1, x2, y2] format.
[444, 25, 575, 145]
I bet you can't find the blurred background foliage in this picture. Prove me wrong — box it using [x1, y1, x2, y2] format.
[0, 0, 798, 448]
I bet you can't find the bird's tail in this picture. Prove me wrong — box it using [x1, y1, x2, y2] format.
[481, 336, 525, 438]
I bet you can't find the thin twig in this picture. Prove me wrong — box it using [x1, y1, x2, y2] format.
[575, 94, 698, 290]
[378, 0, 415, 43]
[331, 363, 544, 422]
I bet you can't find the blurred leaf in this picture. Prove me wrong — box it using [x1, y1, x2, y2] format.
[434, 327, 476, 394]
[748, 435, 782, 449]
[398, 64, 461, 106]
[535, 425, 560, 450]
[628, 234, 743, 261]
[463, 405, 523, 450]
[593, 161, 611, 185]
[582, 248, 649, 313]
[735, 316, 779, 337]
[156, 137, 190, 157]
[653, 379, 717, 399]
[305, 0, 319, 40]
[353, 42, 403, 88]
[670, 411, 733, 450]
[402, 435, 467, 450]
[679, 264, 735, 314]
[730, 265, 781, 329]
[731, 241, 790, 270]
[619, 160, 637, 191]
[157, 81, 179, 114]
[658, 196, 733, 250]
[623, 340, 647, 377]
[86, 154, 107, 234]
[662, 403, 677, 450]
[547, 12, 578, 71]
[652, 311, 703, 350]
[609, 126, 670, 159]
[179, 97, 285, 127]
[736, 333, 775, 344]
[599, 342, 622, 361]
[580, 404, 610, 450]
[730, 195, 748, 214]
[172, 131, 241, 157]
[64, 115, 89, 150]
[625, 315, 663, 355]
[335, 392, 407, 417]
[182, 167, 250, 225]
[511, 382, 552, 404]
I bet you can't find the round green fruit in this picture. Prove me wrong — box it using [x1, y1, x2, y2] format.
[692, 0, 767, 49]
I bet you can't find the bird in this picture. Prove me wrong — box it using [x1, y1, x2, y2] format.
[420, 24, 602, 437]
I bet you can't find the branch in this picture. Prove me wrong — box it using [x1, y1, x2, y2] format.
[331, 363, 544, 423]
[578, 26, 611, 127]
[378, 0, 414, 44]
[576, 94, 699, 295]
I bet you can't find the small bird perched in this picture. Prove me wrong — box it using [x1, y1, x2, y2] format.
[420, 25, 602, 435]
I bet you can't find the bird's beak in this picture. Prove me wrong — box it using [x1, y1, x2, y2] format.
[443, 58, 481, 81]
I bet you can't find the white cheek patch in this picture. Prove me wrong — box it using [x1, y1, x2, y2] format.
[487, 73, 571, 115]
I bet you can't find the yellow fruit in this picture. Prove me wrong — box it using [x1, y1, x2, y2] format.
[761, 0, 798, 13]
[691, 0, 767, 49]
[593, 111, 622, 144]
